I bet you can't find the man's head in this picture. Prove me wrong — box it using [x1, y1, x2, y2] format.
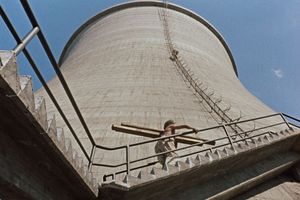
[164, 120, 175, 129]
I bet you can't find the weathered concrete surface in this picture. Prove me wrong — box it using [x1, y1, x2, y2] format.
[36, 1, 286, 182]
[233, 174, 300, 200]
[0, 51, 20, 93]
[0, 65, 96, 199]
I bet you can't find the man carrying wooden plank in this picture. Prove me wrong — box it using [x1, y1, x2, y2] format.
[155, 120, 199, 165]
[112, 121, 215, 166]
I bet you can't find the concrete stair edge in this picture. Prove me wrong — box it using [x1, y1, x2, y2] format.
[0, 50, 98, 194]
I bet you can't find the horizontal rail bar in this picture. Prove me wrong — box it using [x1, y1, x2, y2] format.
[92, 162, 126, 168]
[95, 144, 126, 151]
[130, 124, 281, 164]
[13, 26, 39, 55]
[289, 122, 300, 129]
[181, 131, 273, 158]
[93, 113, 287, 167]
[283, 113, 300, 123]
[241, 122, 286, 136]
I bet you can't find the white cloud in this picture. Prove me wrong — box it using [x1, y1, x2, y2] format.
[272, 69, 283, 78]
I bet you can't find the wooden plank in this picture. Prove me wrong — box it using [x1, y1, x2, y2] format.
[121, 123, 162, 133]
[112, 125, 159, 138]
[112, 125, 215, 145]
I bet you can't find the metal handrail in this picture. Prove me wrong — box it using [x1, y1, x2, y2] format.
[283, 113, 300, 123]
[0, 3, 92, 163]
[99, 112, 300, 180]
[125, 113, 285, 148]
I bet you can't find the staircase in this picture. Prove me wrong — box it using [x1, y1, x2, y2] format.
[0, 50, 97, 198]
[99, 127, 300, 200]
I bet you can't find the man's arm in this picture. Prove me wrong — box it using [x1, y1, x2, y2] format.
[170, 124, 198, 133]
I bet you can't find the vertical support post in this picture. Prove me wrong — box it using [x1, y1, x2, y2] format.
[223, 125, 236, 152]
[280, 113, 291, 129]
[88, 145, 95, 171]
[126, 145, 130, 176]
[13, 27, 39, 55]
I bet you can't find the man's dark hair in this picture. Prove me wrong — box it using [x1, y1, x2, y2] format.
[164, 120, 175, 129]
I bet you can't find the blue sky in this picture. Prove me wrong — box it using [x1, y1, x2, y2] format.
[1, 0, 299, 119]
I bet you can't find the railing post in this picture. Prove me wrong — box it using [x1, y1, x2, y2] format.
[126, 145, 130, 176]
[88, 145, 95, 171]
[280, 113, 291, 129]
[223, 125, 236, 152]
[13, 26, 39, 55]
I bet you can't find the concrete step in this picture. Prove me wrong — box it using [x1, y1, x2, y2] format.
[50, 121, 95, 189]
[17, 75, 34, 112]
[123, 175, 141, 187]
[92, 177, 98, 188]
[205, 151, 214, 162]
[150, 167, 168, 178]
[137, 170, 155, 182]
[207, 152, 300, 200]
[271, 132, 281, 139]
[263, 135, 272, 143]
[64, 138, 74, 163]
[163, 162, 179, 174]
[75, 154, 84, 174]
[248, 139, 259, 147]
[244, 139, 257, 148]
[34, 96, 47, 130]
[223, 146, 237, 156]
[236, 142, 250, 152]
[56, 127, 66, 151]
[213, 149, 227, 159]
[280, 129, 290, 136]
[184, 157, 195, 168]
[47, 114, 57, 142]
[194, 154, 211, 165]
[0, 51, 20, 93]
[85, 171, 94, 188]
[256, 137, 265, 146]
[174, 160, 189, 171]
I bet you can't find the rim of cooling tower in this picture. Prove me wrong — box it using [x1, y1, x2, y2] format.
[58, 1, 238, 77]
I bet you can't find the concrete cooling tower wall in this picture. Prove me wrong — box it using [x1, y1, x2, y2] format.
[36, 1, 280, 181]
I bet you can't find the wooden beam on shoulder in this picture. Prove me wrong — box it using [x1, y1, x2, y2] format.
[111, 125, 215, 146]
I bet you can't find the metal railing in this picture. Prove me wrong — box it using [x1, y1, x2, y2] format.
[97, 112, 299, 182]
[0, 0, 94, 166]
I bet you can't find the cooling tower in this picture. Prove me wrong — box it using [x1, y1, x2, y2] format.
[36, 1, 280, 181]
